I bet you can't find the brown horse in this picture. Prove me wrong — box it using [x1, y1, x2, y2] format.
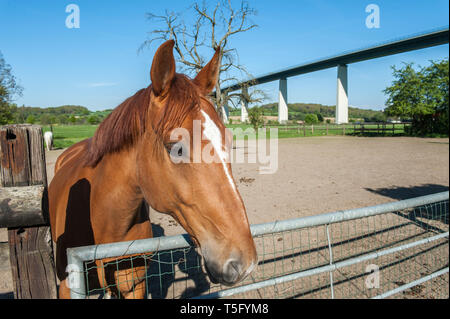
[48, 40, 257, 299]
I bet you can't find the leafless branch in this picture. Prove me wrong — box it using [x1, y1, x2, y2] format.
[141, 0, 263, 120]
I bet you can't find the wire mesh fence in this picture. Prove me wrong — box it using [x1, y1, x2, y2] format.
[67, 192, 449, 299]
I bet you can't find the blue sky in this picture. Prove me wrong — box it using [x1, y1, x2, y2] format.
[0, 0, 448, 111]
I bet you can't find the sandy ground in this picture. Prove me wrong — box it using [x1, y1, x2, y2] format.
[0, 136, 448, 298]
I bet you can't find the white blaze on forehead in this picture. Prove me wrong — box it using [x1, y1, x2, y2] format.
[200, 110, 237, 192]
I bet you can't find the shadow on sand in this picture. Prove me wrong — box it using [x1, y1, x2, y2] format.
[365, 183, 449, 201]
[366, 184, 449, 226]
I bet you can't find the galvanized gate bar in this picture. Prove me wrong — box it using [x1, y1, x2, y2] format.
[193, 231, 449, 299]
[372, 267, 449, 299]
[67, 191, 449, 299]
[249, 191, 449, 236]
[68, 233, 193, 262]
[326, 225, 335, 299]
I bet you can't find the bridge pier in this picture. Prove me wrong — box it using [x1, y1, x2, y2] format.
[278, 77, 288, 123]
[241, 87, 249, 123]
[336, 64, 348, 124]
[221, 104, 229, 123]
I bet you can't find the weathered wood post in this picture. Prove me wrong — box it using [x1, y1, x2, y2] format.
[0, 124, 57, 299]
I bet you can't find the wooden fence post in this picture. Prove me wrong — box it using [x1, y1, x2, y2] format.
[0, 124, 57, 299]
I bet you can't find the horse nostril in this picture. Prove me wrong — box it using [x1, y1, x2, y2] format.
[223, 259, 241, 284]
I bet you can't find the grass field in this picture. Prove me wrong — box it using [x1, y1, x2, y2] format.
[42, 125, 98, 149]
[43, 123, 410, 149]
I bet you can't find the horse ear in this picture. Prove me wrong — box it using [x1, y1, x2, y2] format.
[151, 40, 176, 96]
[193, 47, 221, 95]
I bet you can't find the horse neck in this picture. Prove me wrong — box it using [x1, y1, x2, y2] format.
[95, 144, 145, 216]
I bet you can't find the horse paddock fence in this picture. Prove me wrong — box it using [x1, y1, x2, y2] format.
[67, 191, 449, 299]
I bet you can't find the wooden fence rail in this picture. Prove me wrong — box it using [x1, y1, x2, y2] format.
[262, 122, 410, 136]
[352, 122, 409, 135]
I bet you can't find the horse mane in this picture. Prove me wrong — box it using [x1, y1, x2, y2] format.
[84, 73, 200, 167]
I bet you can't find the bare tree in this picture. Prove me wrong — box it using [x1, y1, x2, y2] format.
[140, 0, 266, 122]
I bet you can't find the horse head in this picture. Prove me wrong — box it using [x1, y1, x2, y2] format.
[137, 40, 257, 286]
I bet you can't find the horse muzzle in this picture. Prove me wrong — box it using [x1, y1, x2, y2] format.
[204, 255, 257, 286]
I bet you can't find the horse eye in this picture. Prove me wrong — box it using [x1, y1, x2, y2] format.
[165, 143, 184, 157]
[164, 143, 175, 153]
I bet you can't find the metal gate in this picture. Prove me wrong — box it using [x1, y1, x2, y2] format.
[67, 191, 449, 299]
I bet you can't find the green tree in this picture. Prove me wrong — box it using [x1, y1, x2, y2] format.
[0, 102, 16, 124]
[1, 51, 23, 124]
[26, 115, 35, 124]
[58, 114, 69, 124]
[49, 115, 57, 124]
[384, 59, 449, 135]
[40, 114, 51, 125]
[248, 107, 264, 130]
[304, 114, 319, 124]
[87, 115, 100, 125]
[316, 113, 324, 123]
[68, 115, 76, 125]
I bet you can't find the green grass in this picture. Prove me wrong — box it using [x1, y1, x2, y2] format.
[41, 123, 410, 149]
[42, 124, 98, 149]
[226, 123, 409, 139]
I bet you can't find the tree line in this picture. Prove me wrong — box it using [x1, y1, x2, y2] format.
[13, 105, 112, 125]
[230, 102, 386, 124]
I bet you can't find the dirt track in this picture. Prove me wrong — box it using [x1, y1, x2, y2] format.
[151, 136, 449, 237]
[1, 136, 448, 298]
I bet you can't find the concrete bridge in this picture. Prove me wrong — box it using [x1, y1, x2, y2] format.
[220, 27, 449, 124]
